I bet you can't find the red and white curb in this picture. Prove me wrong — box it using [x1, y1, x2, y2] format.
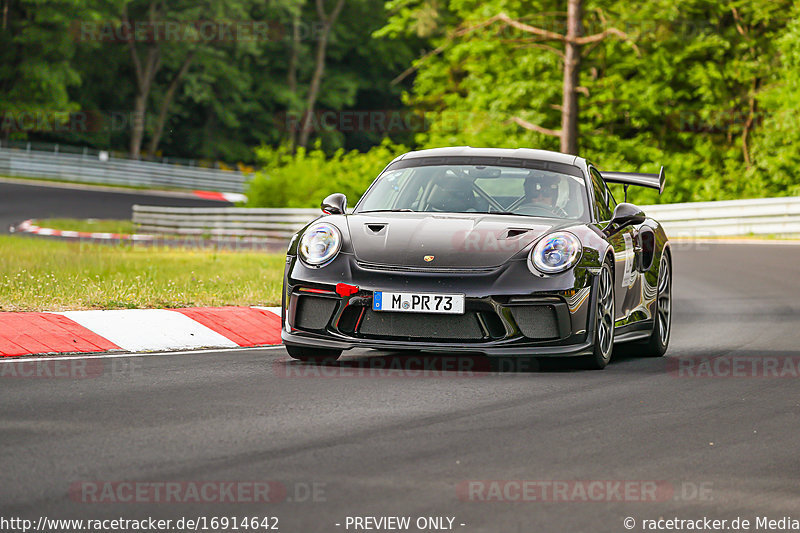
[10, 189, 244, 238]
[192, 190, 246, 203]
[0, 306, 282, 357]
[13, 220, 156, 241]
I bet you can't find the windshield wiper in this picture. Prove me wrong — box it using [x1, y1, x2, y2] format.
[358, 209, 414, 213]
[483, 211, 535, 217]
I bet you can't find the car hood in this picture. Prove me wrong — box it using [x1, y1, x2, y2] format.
[346, 213, 573, 268]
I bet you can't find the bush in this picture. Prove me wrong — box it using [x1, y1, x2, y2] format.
[246, 140, 408, 208]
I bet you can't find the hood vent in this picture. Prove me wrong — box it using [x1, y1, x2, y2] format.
[365, 223, 387, 235]
[504, 228, 531, 239]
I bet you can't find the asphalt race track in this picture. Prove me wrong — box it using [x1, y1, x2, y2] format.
[0, 180, 230, 233]
[1, 242, 799, 532]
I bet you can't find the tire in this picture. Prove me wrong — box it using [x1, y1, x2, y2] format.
[285, 344, 342, 363]
[582, 259, 615, 370]
[636, 253, 672, 357]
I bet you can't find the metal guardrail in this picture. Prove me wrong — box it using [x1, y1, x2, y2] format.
[132, 196, 800, 244]
[133, 205, 320, 242]
[0, 139, 218, 167]
[643, 197, 800, 237]
[0, 146, 249, 193]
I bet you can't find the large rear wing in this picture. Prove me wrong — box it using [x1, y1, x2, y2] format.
[601, 166, 665, 195]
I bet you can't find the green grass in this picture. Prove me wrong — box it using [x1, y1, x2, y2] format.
[33, 218, 136, 234]
[0, 235, 284, 311]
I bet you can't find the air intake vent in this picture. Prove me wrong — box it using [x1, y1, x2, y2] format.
[510, 305, 559, 339]
[365, 223, 387, 235]
[504, 228, 531, 239]
[295, 295, 337, 330]
[359, 310, 484, 340]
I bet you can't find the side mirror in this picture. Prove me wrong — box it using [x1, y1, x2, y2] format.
[605, 202, 646, 234]
[321, 193, 347, 215]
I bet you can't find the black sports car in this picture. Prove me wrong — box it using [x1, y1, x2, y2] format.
[281, 147, 671, 369]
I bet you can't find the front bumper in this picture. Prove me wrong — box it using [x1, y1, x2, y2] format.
[281, 254, 599, 357]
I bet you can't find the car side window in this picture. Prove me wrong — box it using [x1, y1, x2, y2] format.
[589, 167, 612, 221]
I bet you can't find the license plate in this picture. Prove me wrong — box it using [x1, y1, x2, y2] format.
[372, 291, 465, 314]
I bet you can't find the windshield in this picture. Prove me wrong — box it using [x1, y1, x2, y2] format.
[355, 162, 589, 220]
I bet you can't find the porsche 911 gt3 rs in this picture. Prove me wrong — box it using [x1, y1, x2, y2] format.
[281, 147, 671, 369]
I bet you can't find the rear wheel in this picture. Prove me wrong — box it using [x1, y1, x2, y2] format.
[637, 253, 672, 357]
[582, 260, 615, 370]
[285, 344, 342, 363]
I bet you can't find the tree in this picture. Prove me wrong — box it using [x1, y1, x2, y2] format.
[296, 0, 346, 149]
[383, 0, 629, 154]
[282, 0, 418, 153]
[381, 0, 794, 202]
[749, 5, 800, 197]
[486, 2, 629, 154]
[120, 0, 255, 158]
[0, 0, 94, 142]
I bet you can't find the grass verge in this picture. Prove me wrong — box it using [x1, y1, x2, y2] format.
[32, 218, 136, 234]
[0, 235, 284, 311]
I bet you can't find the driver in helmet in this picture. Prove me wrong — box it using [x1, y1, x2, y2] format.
[522, 172, 560, 212]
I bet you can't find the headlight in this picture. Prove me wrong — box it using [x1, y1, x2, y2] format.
[529, 231, 582, 274]
[298, 223, 341, 266]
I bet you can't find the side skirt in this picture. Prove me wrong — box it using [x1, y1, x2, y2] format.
[613, 320, 654, 344]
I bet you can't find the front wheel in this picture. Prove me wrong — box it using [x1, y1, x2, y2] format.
[285, 344, 342, 363]
[582, 260, 615, 370]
